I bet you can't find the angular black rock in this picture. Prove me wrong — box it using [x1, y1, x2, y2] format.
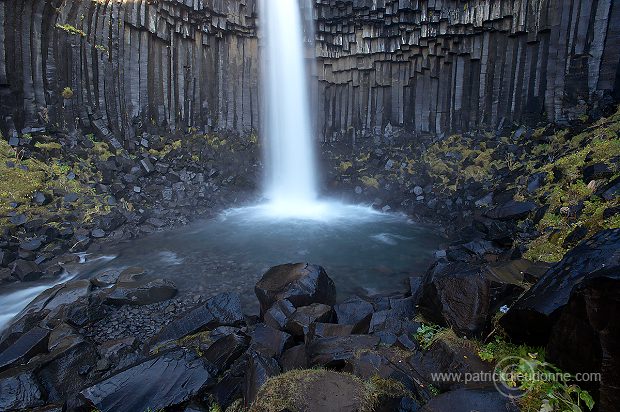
[307, 322, 354, 341]
[243, 351, 280, 404]
[203, 332, 250, 374]
[80, 350, 214, 412]
[0, 326, 50, 372]
[418, 261, 491, 337]
[333, 297, 374, 333]
[255, 263, 336, 315]
[484, 200, 537, 220]
[11, 259, 43, 281]
[502, 229, 620, 344]
[0, 370, 44, 411]
[284, 303, 332, 336]
[546, 266, 620, 410]
[307, 335, 380, 368]
[105, 278, 177, 306]
[280, 344, 308, 371]
[263, 299, 295, 330]
[150, 292, 244, 346]
[249, 324, 293, 359]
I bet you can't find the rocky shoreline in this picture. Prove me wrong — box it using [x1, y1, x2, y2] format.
[1, 228, 618, 411]
[1, 104, 619, 411]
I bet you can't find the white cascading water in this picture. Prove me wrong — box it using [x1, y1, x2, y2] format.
[259, 0, 320, 217]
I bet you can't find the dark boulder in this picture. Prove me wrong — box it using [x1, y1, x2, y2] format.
[368, 310, 419, 337]
[249, 324, 293, 359]
[484, 200, 537, 221]
[546, 267, 620, 410]
[20, 238, 43, 252]
[409, 335, 492, 391]
[98, 212, 126, 232]
[243, 352, 280, 404]
[11, 259, 43, 281]
[80, 350, 214, 412]
[1, 280, 91, 349]
[37, 341, 99, 405]
[344, 347, 434, 402]
[0, 248, 16, 267]
[307, 335, 379, 368]
[333, 297, 374, 333]
[0, 326, 50, 372]
[203, 332, 250, 374]
[502, 229, 620, 344]
[251, 369, 368, 412]
[0, 370, 45, 411]
[418, 261, 491, 337]
[582, 162, 613, 182]
[600, 176, 620, 200]
[48, 323, 84, 353]
[105, 278, 177, 306]
[562, 225, 589, 248]
[263, 299, 295, 330]
[91, 269, 122, 288]
[32, 191, 52, 205]
[280, 344, 308, 371]
[307, 322, 354, 341]
[527, 172, 547, 193]
[420, 388, 519, 412]
[284, 303, 332, 336]
[117, 266, 146, 283]
[150, 292, 244, 346]
[255, 263, 336, 315]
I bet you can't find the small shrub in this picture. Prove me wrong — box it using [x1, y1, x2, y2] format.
[414, 323, 445, 350]
[61, 87, 74, 99]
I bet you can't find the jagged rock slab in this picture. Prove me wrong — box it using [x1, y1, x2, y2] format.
[0, 326, 50, 372]
[80, 350, 214, 412]
[502, 229, 620, 344]
[150, 292, 244, 346]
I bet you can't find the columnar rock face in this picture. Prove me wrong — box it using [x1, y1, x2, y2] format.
[312, 0, 620, 140]
[1, 0, 619, 141]
[0, 0, 260, 140]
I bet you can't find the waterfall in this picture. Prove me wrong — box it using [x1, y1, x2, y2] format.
[260, 0, 318, 214]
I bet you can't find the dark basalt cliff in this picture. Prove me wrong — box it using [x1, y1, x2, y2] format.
[0, 0, 260, 139]
[313, 0, 620, 139]
[1, 0, 619, 141]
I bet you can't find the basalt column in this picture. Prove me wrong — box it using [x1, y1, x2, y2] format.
[0, 0, 260, 140]
[1, 0, 620, 141]
[312, 0, 620, 141]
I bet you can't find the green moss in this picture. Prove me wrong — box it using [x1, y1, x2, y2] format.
[339, 161, 352, 172]
[523, 235, 567, 263]
[251, 369, 410, 412]
[35, 142, 62, 151]
[150, 139, 182, 158]
[55, 23, 86, 37]
[360, 175, 379, 189]
[93, 141, 114, 160]
[0, 139, 110, 224]
[0, 140, 48, 214]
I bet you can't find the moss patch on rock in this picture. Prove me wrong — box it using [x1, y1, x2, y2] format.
[250, 369, 410, 412]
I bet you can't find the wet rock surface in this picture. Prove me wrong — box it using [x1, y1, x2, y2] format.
[418, 261, 492, 337]
[255, 263, 336, 315]
[150, 292, 245, 347]
[80, 349, 214, 412]
[0, 229, 617, 411]
[502, 229, 620, 344]
[420, 388, 519, 412]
